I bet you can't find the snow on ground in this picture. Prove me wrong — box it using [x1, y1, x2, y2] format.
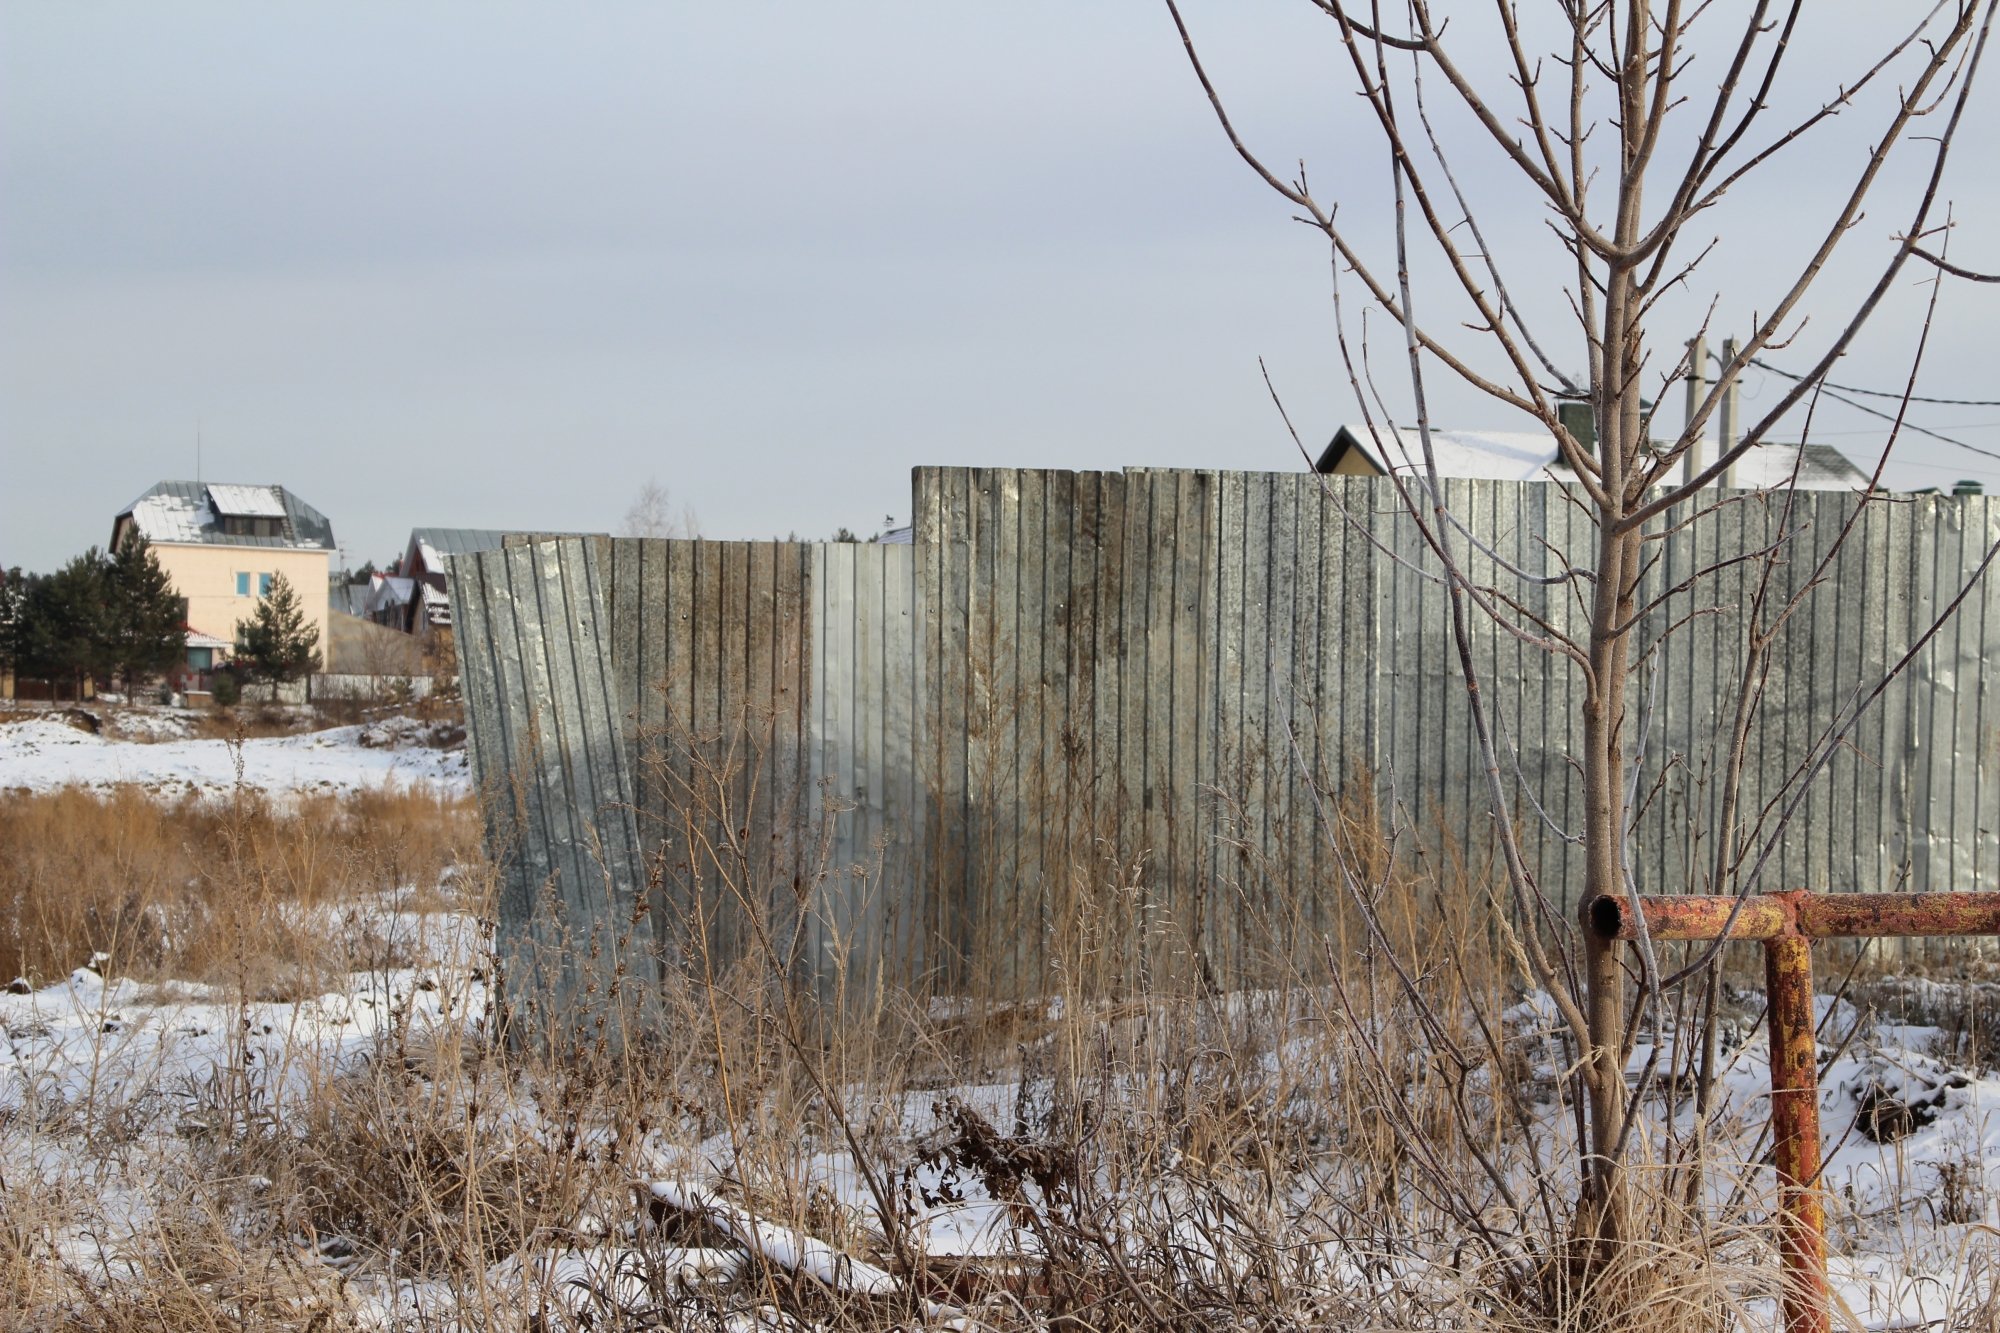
[0, 900, 488, 1127]
[8, 908, 2000, 1327]
[1, 892, 497, 1327]
[0, 711, 470, 798]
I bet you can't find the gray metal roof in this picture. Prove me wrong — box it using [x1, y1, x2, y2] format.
[118, 480, 337, 551]
[407, 527, 601, 581]
[328, 583, 371, 617]
[409, 528, 519, 558]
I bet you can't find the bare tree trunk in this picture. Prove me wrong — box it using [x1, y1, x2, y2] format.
[1168, 0, 1998, 1266]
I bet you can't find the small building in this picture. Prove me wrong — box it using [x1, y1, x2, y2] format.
[380, 528, 595, 644]
[110, 481, 336, 674]
[363, 575, 419, 634]
[1313, 423, 1871, 491]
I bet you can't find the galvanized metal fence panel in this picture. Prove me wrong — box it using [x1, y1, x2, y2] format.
[446, 537, 648, 1041]
[456, 475, 2000, 1006]
[602, 538, 812, 978]
[807, 540, 923, 996]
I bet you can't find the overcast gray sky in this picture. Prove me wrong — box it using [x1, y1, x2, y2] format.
[6, 4, 1998, 574]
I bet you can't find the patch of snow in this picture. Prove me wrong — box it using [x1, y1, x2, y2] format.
[101, 707, 199, 742]
[0, 717, 469, 799]
[127, 490, 213, 544]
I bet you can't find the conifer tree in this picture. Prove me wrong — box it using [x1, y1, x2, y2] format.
[18, 552, 112, 699]
[105, 534, 186, 693]
[235, 572, 322, 685]
[0, 568, 22, 676]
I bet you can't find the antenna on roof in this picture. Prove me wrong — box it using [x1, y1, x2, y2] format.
[196, 418, 203, 485]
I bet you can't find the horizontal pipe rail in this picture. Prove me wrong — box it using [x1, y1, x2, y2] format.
[1589, 890, 2000, 943]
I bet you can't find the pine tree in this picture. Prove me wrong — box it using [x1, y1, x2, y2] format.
[235, 572, 323, 685]
[105, 534, 186, 694]
[18, 552, 112, 699]
[0, 568, 22, 675]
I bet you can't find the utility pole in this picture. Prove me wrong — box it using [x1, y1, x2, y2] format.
[1718, 337, 1741, 489]
[1685, 335, 1707, 482]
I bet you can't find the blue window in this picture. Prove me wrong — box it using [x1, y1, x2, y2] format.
[236, 572, 250, 597]
[259, 573, 273, 597]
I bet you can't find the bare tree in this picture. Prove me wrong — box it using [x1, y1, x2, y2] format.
[620, 478, 700, 540]
[1168, 0, 1997, 1249]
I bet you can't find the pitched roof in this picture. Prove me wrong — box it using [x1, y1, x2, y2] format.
[410, 528, 519, 563]
[1318, 425, 1569, 481]
[1316, 424, 1870, 492]
[1726, 441, 1871, 490]
[404, 527, 601, 582]
[366, 575, 417, 613]
[117, 481, 336, 551]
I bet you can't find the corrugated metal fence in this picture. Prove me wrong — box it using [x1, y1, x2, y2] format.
[449, 471, 2000, 1003]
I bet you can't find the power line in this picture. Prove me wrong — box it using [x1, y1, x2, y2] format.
[1706, 350, 2000, 464]
[1745, 354, 2000, 408]
[1804, 380, 2000, 463]
[1809, 422, 2000, 436]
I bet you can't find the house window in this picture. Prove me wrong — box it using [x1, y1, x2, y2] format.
[259, 573, 273, 597]
[187, 647, 214, 672]
[220, 515, 284, 539]
[236, 572, 251, 597]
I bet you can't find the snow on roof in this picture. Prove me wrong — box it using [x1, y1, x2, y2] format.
[1321, 424, 1868, 492]
[205, 483, 287, 518]
[367, 576, 416, 613]
[421, 583, 452, 626]
[118, 480, 336, 550]
[1357, 426, 1566, 482]
[1727, 441, 1870, 491]
[126, 490, 213, 544]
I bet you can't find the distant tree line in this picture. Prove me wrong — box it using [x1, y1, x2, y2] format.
[0, 537, 185, 699]
[0, 538, 322, 700]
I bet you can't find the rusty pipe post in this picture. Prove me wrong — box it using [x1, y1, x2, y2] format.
[1761, 906, 1829, 1333]
[1588, 888, 2000, 1333]
[1588, 891, 1834, 1330]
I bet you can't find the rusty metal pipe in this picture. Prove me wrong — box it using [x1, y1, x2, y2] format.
[1763, 929, 1829, 1333]
[1580, 888, 2000, 1333]
[1796, 892, 2000, 939]
[1590, 890, 2000, 944]
[1585, 891, 1792, 942]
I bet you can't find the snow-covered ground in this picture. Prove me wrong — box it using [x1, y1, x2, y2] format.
[2, 891, 503, 1328]
[3, 712, 1995, 1327]
[0, 709, 469, 799]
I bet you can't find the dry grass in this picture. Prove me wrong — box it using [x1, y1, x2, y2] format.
[4, 720, 1998, 1330]
[0, 783, 476, 990]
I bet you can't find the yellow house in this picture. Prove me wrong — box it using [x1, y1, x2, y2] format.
[110, 481, 335, 674]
